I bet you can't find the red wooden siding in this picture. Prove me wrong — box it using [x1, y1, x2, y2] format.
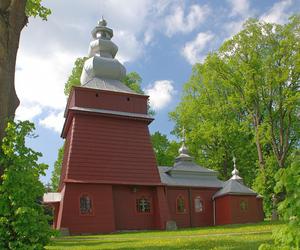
[153, 187, 171, 229]
[113, 186, 155, 230]
[190, 188, 217, 227]
[59, 120, 73, 191]
[65, 114, 161, 185]
[230, 195, 264, 224]
[70, 87, 148, 114]
[167, 188, 191, 228]
[215, 195, 232, 225]
[59, 183, 115, 235]
[215, 195, 264, 225]
[166, 187, 217, 228]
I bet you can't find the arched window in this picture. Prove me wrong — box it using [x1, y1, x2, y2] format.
[136, 196, 151, 213]
[240, 200, 248, 211]
[176, 195, 186, 213]
[194, 196, 204, 212]
[80, 195, 93, 215]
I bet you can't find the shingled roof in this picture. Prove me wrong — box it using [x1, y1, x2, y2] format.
[158, 137, 223, 188]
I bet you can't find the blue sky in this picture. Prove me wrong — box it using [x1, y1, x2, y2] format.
[15, 0, 300, 184]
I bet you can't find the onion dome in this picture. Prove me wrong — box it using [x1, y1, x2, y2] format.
[80, 18, 137, 94]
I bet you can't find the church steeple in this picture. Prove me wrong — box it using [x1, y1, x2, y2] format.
[175, 128, 193, 162]
[230, 157, 243, 183]
[80, 19, 136, 94]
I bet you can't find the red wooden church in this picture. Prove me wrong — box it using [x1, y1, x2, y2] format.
[44, 19, 264, 235]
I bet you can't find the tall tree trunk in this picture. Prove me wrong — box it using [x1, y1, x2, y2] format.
[0, 0, 27, 178]
[253, 114, 265, 169]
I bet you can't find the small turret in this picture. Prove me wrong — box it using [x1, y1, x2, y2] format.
[175, 128, 193, 162]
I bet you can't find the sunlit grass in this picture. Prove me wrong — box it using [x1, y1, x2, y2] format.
[46, 221, 281, 250]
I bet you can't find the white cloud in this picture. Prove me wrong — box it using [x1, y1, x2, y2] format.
[15, 103, 42, 121]
[227, 0, 250, 17]
[145, 80, 175, 110]
[182, 32, 214, 64]
[260, 0, 292, 24]
[15, 52, 72, 110]
[165, 4, 210, 36]
[39, 111, 65, 133]
[114, 30, 143, 63]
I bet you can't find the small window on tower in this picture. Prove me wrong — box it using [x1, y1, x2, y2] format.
[136, 196, 151, 213]
[80, 195, 93, 215]
[176, 195, 186, 213]
[194, 196, 204, 213]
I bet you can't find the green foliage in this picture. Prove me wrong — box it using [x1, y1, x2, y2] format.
[121, 72, 144, 94]
[253, 156, 278, 217]
[151, 131, 180, 166]
[50, 146, 64, 191]
[259, 151, 300, 250]
[0, 121, 54, 249]
[170, 16, 300, 210]
[25, 0, 51, 20]
[170, 54, 258, 184]
[274, 151, 300, 248]
[64, 57, 88, 96]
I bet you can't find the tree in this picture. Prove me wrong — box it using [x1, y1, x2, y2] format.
[171, 16, 300, 216]
[0, 120, 53, 249]
[170, 64, 258, 184]
[0, 0, 51, 177]
[64, 57, 87, 96]
[151, 131, 180, 166]
[122, 72, 144, 94]
[259, 151, 300, 250]
[50, 146, 64, 191]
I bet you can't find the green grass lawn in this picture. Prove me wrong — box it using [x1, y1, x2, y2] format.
[46, 221, 281, 250]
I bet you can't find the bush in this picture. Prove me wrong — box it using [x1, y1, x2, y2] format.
[0, 121, 54, 250]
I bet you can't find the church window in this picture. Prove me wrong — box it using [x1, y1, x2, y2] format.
[194, 196, 204, 212]
[240, 200, 248, 211]
[176, 195, 186, 213]
[136, 197, 151, 213]
[80, 195, 93, 215]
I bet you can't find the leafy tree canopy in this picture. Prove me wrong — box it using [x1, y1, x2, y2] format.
[151, 131, 180, 166]
[170, 15, 300, 215]
[50, 146, 64, 191]
[25, 0, 51, 20]
[0, 121, 53, 249]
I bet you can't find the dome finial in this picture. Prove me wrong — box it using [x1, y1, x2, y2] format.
[230, 156, 243, 183]
[178, 127, 189, 155]
[182, 127, 186, 144]
[92, 17, 113, 40]
[98, 16, 107, 27]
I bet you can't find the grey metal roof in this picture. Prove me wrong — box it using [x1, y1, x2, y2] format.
[158, 139, 223, 188]
[158, 167, 224, 188]
[82, 78, 138, 95]
[171, 160, 217, 175]
[212, 179, 257, 199]
[69, 106, 153, 120]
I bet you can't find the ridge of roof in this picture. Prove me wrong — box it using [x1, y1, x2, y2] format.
[213, 179, 257, 199]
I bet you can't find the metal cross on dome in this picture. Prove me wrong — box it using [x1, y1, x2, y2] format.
[182, 127, 186, 143]
[233, 156, 237, 168]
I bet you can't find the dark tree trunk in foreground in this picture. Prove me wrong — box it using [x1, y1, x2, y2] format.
[0, 0, 27, 177]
